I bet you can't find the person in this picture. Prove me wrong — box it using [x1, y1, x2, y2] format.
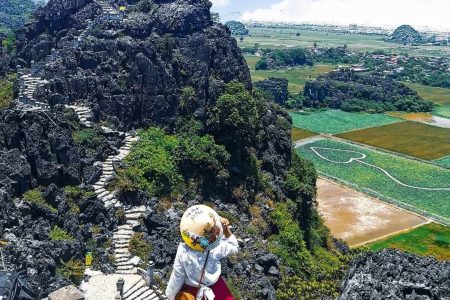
[165, 205, 239, 300]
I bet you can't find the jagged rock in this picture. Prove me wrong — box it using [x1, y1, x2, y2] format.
[339, 250, 450, 299]
[48, 285, 85, 300]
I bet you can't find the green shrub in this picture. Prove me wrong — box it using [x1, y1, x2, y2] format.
[23, 189, 57, 213]
[64, 186, 94, 214]
[72, 129, 103, 148]
[115, 208, 126, 225]
[56, 258, 85, 285]
[0, 74, 15, 110]
[49, 226, 75, 241]
[276, 277, 340, 300]
[129, 232, 152, 265]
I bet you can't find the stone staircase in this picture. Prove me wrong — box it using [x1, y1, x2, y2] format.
[68, 104, 163, 300]
[18, 73, 50, 109]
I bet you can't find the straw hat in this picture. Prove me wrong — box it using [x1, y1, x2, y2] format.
[180, 205, 223, 252]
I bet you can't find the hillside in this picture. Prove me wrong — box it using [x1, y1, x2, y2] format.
[390, 24, 423, 44]
[0, 0, 37, 32]
[225, 20, 249, 36]
[303, 70, 434, 112]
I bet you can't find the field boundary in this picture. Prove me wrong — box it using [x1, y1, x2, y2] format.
[326, 135, 450, 170]
[317, 171, 450, 226]
[351, 220, 433, 248]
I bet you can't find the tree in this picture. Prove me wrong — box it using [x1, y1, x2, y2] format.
[239, 36, 244, 43]
[313, 42, 318, 49]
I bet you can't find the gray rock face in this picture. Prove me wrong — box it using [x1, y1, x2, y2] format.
[339, 250, 450, 300]
[255, 77, 289, 106]
[48, 285, 85, 300]
[16, 0, 251, 131]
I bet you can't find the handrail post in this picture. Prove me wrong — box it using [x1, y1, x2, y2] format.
[146, 261, 155, 286]
[116, 278, 124, 298]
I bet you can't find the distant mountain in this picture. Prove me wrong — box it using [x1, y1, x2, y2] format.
[390, 25, 423, 45]
[225, 20, 249, 36]
[0, 0, 37, 32]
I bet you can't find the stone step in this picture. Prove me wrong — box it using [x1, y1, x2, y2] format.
[118, 224, 133, 230]
[126, 213, 144, 220]
[123, 280, 146, 299]
[126, 220, 140, 227]
[117, 265, 135, 271]
[114, 253, 131, 259]
[125, 285, 151, 300]
[125, 206, 147, 214]
[116, 268, 137, 275]
[132, 288, 157, 300]
[115, 228, 134, 235]
[113, 235, 133, 241]
[98, 191, 111, 198]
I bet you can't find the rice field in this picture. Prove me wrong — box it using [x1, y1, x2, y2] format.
[402, 82, 450, 106]
[435, 155, 450, 169]
[337, 121, 450, 160]
[296, 138, 450, 223]
[291, 127, 317, 142]
[290, 110, 402, 134]
[368, 223, 450, 261]
[246, 55, 335, 93]
[434, 105, 450, 119]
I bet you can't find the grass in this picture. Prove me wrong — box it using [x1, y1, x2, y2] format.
[368, 223, 450, 261]
[291, 127, 317, 142]
[246, 55, 335, 93]
[296, 138, 450, 222]
[49, 226, 75, 241]
[337, 121, 450, 160]
[402, 82, 450, 106]
[0, 74, 15, 109]
[129, 232, 152, 265]
[290, 110, 402, 134]
[72, 129, 103, 148]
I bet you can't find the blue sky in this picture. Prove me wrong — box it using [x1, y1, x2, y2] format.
[210, 0, 450, 31]
[210, 0, 276, 21]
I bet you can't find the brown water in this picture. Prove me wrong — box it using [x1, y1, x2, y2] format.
[316, 178, 428, 246]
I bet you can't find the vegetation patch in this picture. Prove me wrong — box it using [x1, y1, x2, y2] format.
[337, 121, 450, 160]
[0, 73, 15, 110]
[434, 105, 450, 118]
[56, 258, 85, 285]
[296, 138, 450, 222]
[367, 223, 450, 261]
[290, 110, 402, 134]
[49, 226, 75, 241]
[22, 188, 57, 213]
[64, 186, 94, 214]
[129, 232, 152, 265]
[291, 127, 317, 142]
[72, 128, 103, 148]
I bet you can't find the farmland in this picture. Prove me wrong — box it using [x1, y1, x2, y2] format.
[435, 155, 450, 169]
[296, 138, 450, 223]
[290, 110, 402, 134]
[337, 121, 450, 160]
[246, 55, 335, 93]
[291, 127, 316, 142]
[402, 82, 450, 106]
[368, 223, 450, 261]
[239, 27, 450, 58]
[316, 178, 428, 247]
[434, 105, 450, 118]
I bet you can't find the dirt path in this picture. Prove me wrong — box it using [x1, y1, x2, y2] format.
[316, 178, 429, 247]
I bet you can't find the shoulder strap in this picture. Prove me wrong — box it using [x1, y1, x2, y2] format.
[196, 250, 211, 296]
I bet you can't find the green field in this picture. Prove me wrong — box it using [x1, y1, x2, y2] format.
[239, 27, 450, 58]
[296, 138, 450, 223]
[246, 55, 335, 93]
[337, 121, 450, 160]
[290, 110, 402, 134]
[434, 105, 450, 118]
[291, 127, 317, 142]
[368, 223, 450, 261]
[435, 155, 450, 168]
[403, 82, 450, 106]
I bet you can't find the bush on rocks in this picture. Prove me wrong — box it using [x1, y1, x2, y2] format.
[55, 258, 85, 286]
[129, 232, 152, 265]
[23, 188, 57, 213]
[49, 226, 75, 241]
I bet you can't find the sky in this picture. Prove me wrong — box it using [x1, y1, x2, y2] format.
[210, 0, 450, 31]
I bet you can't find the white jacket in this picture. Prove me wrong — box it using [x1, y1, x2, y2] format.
[165, 235, 239, 300]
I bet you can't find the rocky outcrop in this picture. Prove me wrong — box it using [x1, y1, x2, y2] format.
[16, 0, 251, 130]
[339, 250, 450, 299]
[255, 77, 289, 106]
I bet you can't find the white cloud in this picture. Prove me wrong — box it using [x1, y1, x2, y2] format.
[210, 0, 231, 8]
[242, 0, 450, 31]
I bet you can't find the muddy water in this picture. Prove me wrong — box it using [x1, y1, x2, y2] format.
[316, 178, 428, 246]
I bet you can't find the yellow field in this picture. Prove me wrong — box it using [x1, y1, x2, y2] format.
[403, 82, 450, 106]
[337, 121, 450, 160]
[291, 127, 317, 142]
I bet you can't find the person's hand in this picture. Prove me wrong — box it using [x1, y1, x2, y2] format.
[220, 217, 230, 228]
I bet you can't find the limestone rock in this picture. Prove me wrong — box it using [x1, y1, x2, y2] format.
[48, 285, 85, 300]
